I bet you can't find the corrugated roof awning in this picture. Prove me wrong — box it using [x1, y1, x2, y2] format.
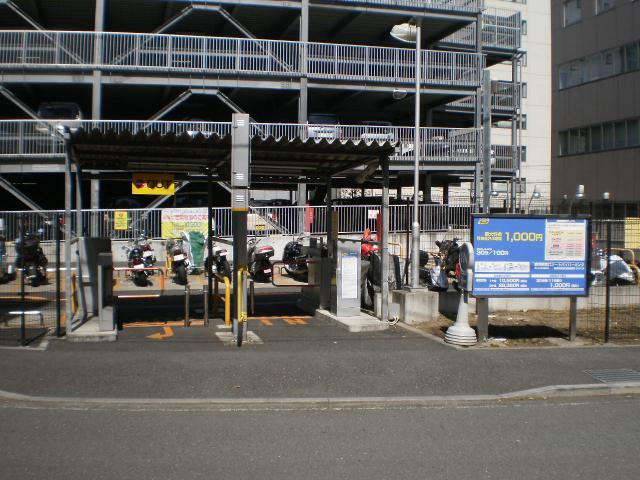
[69, 128, 395, 182]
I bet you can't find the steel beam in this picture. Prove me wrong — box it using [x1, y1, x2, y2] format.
[4, 0, 46, 30]
[0, 175, 45, 212]
[0, 85, 40, 120]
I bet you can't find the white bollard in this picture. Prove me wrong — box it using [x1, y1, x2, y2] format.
[445, 291, 477, 346]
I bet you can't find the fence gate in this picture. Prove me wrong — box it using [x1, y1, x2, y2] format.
[0, 214, 61, 346]
[581, 219, 640, 342]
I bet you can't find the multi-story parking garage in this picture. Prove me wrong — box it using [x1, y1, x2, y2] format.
[0, 0, 523, 211]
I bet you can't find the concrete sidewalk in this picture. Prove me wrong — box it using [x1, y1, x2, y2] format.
[0, 317, 639, 402]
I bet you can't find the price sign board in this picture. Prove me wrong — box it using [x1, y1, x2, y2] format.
[472, 215, 590, 297]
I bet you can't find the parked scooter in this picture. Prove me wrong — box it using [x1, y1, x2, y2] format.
[167, 232, 192, 285]
[15, 229, 48, 287]
[137, 231, 157, 275]
[591, 250, 638, 286]
[248, 237, 274, 283]
[124, 239, 149, 287]
[282, 234, 308, 280]
[204, 238, 232, 279]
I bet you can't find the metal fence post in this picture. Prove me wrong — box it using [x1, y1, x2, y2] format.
[55, 214, 62, 337]
[604, 221, 612, 343]
[184, 284, 190, 327]
[19, 214, 26, 346]
[203, 285, 209, 327]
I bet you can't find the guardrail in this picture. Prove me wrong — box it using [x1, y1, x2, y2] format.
[0, 120, 483, 165]
[445, 80, 520, 112]
[440, 7, 522, 52]
[325, 0, 482, 13]
[0, 204, 481, 241]
[0, 30, 484, 87]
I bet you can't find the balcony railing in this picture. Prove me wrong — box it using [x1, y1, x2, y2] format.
[445, 80, 520, 112]
[0, 30, 484, 87]
[0, 120, 484, 165]
[440, 8, 521, 51]
[318, 0, 482, 13]
[492, 144, 526, 173]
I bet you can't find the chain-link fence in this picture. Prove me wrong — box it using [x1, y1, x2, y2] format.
[0, 214, 62, 345]
[580, 219, 640, 342]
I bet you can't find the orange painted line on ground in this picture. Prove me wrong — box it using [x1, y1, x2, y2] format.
[248, 315, 312, 320]
[259, 318, 273, 326]
[146, 326, 174, 340]
[124, 320, 205, 328]
[283, 318, 308, 326]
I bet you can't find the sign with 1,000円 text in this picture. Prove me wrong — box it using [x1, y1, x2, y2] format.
[472, 215, 589, 297]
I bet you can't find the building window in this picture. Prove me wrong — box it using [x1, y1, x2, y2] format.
[564, 0, 582, 27]
[596, 0, 616, 14]
[603, 124, 614, 149]
[590, 126, 602, 151]
[560, 132, 569, 156]
[614, 122, 626, 148]
[559, 117, 640, 155]
[559, 40, 640, 89]
[625, 42, 639, 72]
[629, 119, 640, 147]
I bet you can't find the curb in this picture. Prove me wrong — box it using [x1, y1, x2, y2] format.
[1, 382, 639, 410]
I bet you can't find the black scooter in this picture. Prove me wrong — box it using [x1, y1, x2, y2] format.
[15, 230, 48, 287]
[282, 234, 308, 281]
[248, 238, 274, 283]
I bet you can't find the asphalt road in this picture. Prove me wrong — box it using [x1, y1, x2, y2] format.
[1, 395, 638, 479]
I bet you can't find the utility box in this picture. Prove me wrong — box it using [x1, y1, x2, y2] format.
[78, 237, 112, 316]
[331, 239, 361, 317]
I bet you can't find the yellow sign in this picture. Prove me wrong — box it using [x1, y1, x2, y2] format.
[132, 173, 175, 195]
[625, 218, 640, 249]
[114, 211, 128, 231]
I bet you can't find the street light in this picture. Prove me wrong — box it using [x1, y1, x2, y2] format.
[391, 19, 422, 288]
[527, 185, 541, 213]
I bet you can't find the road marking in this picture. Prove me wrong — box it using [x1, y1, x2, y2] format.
[283, 318, 307, 326]
[259, 318, 273, 326]
[215, 331, 262, 345]
[125, 320, 205, 328]
[146, 326, 174, 340]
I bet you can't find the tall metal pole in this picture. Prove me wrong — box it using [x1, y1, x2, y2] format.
[206, 167, 213, 320]
[473, 12, 483, 213]
[63, 132, 73, 334]
[410, 19, 422, 288]
[380, 155, 390, 322]
[510, 57, 519, 212]
[297, 0, 309, 234]
[482, 70, 492, 214]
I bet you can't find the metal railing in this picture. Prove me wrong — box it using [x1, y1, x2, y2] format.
[440, 7, 522, 51]
[0, 204, 478, 241]
[0, 30, 484, 87]
[0, 120, 483, 164]
[445, 80, 520, 112]
[324, 0, 482, 13]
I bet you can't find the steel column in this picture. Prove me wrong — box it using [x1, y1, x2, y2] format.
[482, 70, 492, 214]
[63, 132, 74, 333]
[231, 114, 250, 343]
[410, 18, 422, 289]
[473, 12, 483, 212]
[380, 155, 390, 323]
